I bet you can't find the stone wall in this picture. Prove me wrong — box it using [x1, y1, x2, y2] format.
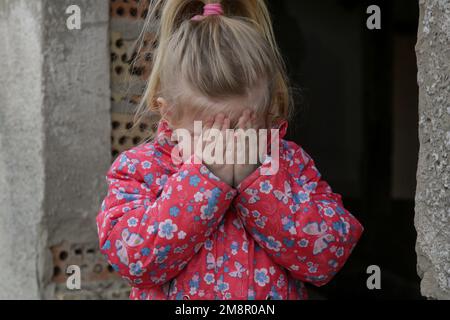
[0, 0, 116, 299]
[415, 0, 450, 300]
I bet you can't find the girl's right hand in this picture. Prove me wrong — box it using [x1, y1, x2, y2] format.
[233, 110, 261, 188]
[195, 113, 234, 186]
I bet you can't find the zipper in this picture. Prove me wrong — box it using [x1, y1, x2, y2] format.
[166, 279, 174, 299]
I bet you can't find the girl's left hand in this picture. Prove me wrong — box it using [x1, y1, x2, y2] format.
[233, 110, 261, 188]
[197, 113, 235, 186]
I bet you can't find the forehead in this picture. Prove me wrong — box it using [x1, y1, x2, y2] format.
[167, 85, 269, 129]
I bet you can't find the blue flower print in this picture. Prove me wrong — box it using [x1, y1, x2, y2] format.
[305, 181, 317, 192]
[333, 220, 349, 236]
[153, 245, 171, 263]
[247, 288, 256, 300]
[156, 175, 168, 187]
[158, 219, 178, 240]
[203, 273, 215, 285]
[200, 204, 216, 220]
[336, 247, 344, 258]
[266, 236, 282, 252]
[269, 286, 282, 300]
[178, 170, 189, 180]
[216, 276, 229, 293]
[115, 188, 139, 202]
[293, 191, 310, 204]
[129, 261, 145, 276]
[217, 281, 229, 293]
[230, 241, 239, 255]
[127, 162, 137, 175]
[336, 206, 346, 215]
[200, 188, 221, 220]
[255, 216, 267, 228]
[307, 262, 318, 273]
[204, 239, 213, 251]
[251, 228, 282, 252]
[116, 154, 128, 170]
[169, 206, 180, 217]
[254, 268, 270, 287]
[324, 207, 335, 217]
[189, 175, 201, 187]
[140, 247, 151, 256]
[283, 238, 295, 248]
[259, 181, 273, 194]
[328, 259, 339, 268]
[144, 173, 154, 186]
[154, 150, 162, 158]
[139, 292, 147, 299]
[147, 221, 159, 235]
[298, 239, 309, 247]
[127, 217, 138, 227]
[281, 216, 296, 235]
[141, 161, 152, 169]
[102, 240, 111, 251]
[189, 273, 200, 295]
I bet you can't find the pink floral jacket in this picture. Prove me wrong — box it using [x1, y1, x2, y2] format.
[96, 120, 363, 300]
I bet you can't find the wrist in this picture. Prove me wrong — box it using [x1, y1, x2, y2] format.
[234, 164, 259, 188]
[205, 165, 234, 187]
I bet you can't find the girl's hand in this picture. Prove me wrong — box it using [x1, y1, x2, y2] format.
[233, 110, 261, 188]
[196, 113, 234, 186]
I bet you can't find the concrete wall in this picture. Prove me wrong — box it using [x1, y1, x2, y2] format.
[0, 0, 111, 299]
[415, 0, 450, 300]
[0, 0, 45, 299]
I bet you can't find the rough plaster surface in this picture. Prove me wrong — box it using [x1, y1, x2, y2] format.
[0, 0, 110, 299]
[0, 0, 45, 300]
[41, 0, 110, 246]
[415, 0, 450, 300]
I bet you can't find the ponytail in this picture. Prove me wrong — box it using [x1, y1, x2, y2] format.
[134, 0, 292, 127]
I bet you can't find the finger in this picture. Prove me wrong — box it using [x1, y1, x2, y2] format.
[222, 117, 230, 148]
[245, 111, 256, 130]
[212, 113, 225, 130]
[193, 119, 212, 160]
[206, 113, 225, 143]
[251, 111, 260, 129]
[223, 119, 235, 164]
[203, 116, 214, 132]
[199, 116, 213, 138]
[222, 117, 230, 132]
[237, 111, 250, 129]
[221, 117, 232, 159]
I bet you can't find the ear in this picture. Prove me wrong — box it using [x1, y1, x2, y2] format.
[156, 97, 168, 111]
[156, 97, 171, 118]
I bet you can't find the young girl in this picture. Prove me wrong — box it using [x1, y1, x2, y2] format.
[97, 0, 363, 300]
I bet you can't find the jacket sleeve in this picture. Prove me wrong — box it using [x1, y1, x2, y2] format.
[233, 145, 363, 287]
[96, 152, 237, 288]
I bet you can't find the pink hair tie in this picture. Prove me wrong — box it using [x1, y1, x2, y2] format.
[191, 3, 224, 21]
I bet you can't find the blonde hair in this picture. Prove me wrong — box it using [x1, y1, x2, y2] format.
[134, 0, 292, 128]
